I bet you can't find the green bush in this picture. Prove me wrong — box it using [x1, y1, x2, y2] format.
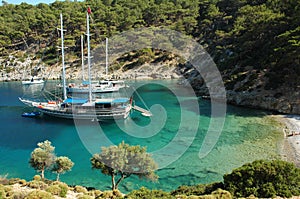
[171, 182, 223, 196]
[196, 195, 214, 199]
[0, 184, 7, 198]
[58, 183, 68, 197]
[74, 185, 88, 194]
[99, 190, 114, 199]
[33, 175, 41, 181]
[77, 195, 94, 199]
[0, 184, 13, 198]
[27, 180, 48, 190]
[93, 189, 102, 198]
[126, 187, 172, 199]
[174, 195, 188, 199]
[113, 189, 123, 198]
[24, 190, 54, 199]
[46, 185, 61, 196]
[11, 190, 29, 199]
[18, 179, 27, 186]
[99, 190, 123, 199]
[211, 188, 232, 199]
[224, 160, 300, 198]
[258, 182, 276, 198]
[50, 181, 69, 197]
[8, 178, 22, 185]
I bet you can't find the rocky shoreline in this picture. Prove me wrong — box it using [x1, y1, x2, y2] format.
[274, 115, 300, 167]
[1, 54, 299, 115]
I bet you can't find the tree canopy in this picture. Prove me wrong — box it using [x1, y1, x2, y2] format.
[223, 159, 300, 198]
[1, 0, 299, 89]
[29, 140, 55, 179]
[91, 141, 158, 190]
[51, 156, 74, 181]
[29, 140, 74, 181]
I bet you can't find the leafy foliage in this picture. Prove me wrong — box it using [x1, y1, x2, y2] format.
[126, 187, 172, 199]
[27, 180, 48, 190]
[223, 159, 300, 198]
[29, 140, 55, 179]
[1, 0, 299, 90]
[25, 189, 55, 199]
[46, 182, 69, 198]
[29, 140, 74, 181]
[171, 182, 224, 196]
[51, 156, 74, 181]
[1, 159, 300, 198]
[91, 141, 158, 190]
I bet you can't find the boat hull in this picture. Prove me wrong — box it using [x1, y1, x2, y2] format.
[19, 98, 132, 121]
[22, 80, 44, 85]
[66, 87, 119, 93]
[66, 80, 126, 93]
[39, 108, 131, 121]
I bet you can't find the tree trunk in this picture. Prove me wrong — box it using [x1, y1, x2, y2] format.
[56, 173, 60, 181]
[115, 174, 127, 190]
[111, 173, 116, 190]
[41, 166, 45, 179]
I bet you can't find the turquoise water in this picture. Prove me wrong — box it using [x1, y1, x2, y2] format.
[0, 80, 282, 192]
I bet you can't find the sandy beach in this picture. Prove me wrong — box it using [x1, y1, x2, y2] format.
[274, 115, 300, 167]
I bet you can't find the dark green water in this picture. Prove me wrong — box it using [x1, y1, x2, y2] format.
[0, 80, 282, 192]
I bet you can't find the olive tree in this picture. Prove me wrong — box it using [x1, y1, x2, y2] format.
[29, 140, 55, 179]
[91, 141, 158, 190]
[51, 156, 74, 181]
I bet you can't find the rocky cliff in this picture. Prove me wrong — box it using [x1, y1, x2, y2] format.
[1, 50, 299, 114]
[180, 64, 300, 114]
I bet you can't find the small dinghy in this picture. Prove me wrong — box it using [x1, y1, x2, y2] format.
[21, 112, 41, 118]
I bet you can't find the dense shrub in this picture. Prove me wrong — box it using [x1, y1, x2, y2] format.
[224, 160, 300, 198]
[17, 179, 27, 186]
[77, 195, 94, 199]
[46, 185, 62, 196]
[24, 190, 54, 199]
[0, 184, 9, 198]
[49, 181, 69, 197]
[11, 190, 29, 199]
[97, 190, 123, 199]
[94, 189, 103, 197]
[33, 175, 41, 181]
[7, 178, 21, 185]
[27, 180, 48, 190]
[74, 185, 88, 194]
[171, 182, 223, 196]
[210, 188, 232, 199]
[126, 187, 172, 199]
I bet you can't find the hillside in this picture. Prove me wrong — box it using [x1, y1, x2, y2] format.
[0, 0, 299, 114]
[1, 159, 300, 198]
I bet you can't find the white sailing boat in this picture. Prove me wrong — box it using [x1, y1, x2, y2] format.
[22, 63, 44, 85]
[22, 77, 44, 85]
[67, 79, 126, 93]
[66, 37, 126, 94]
[21, 38, 45, 85]
[19, 12, 132, 121]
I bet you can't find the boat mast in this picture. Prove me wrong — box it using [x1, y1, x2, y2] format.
[105, 37, 108, 76]
[86, 10, 92, 102]
[81, 35, 85, 81]
[60, 13, 67, 100]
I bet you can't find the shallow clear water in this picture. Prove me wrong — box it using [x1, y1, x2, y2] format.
[0, 80, 282, 192]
